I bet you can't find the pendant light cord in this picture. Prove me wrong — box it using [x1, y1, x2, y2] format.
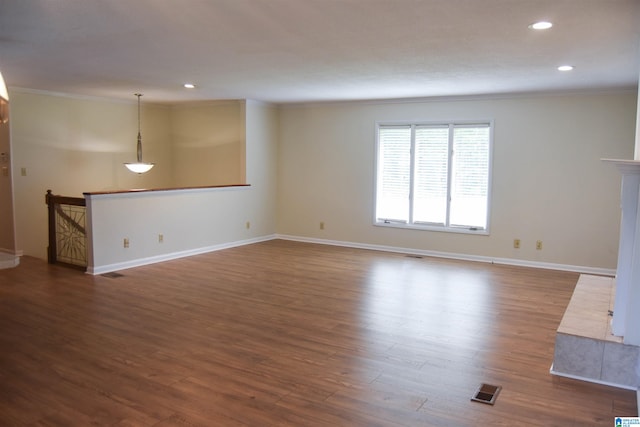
[135, 93, 142, 162]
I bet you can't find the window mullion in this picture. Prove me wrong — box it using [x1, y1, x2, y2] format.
[409, 125, 416, 225]
[445, 124, 454, 227]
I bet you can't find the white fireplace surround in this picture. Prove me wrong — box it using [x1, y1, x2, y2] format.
[602, 159, 640, 346]
[550, 159, 640, 394]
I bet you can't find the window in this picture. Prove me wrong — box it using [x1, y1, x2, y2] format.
[375, 121, 492, 233]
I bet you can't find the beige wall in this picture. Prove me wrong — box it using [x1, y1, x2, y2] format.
[87, 100, 278, 272]
[170, 101, 245, 187]
[277, 92, 637, 270]
[0, 108, 15, 253]
[7, 88, 638, 271]
[635, 70, 640, 159]
[9, 90, 245, 260]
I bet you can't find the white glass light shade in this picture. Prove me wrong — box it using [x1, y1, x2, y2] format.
[125, 162, 154, 174]
[529, 21, 552, 30]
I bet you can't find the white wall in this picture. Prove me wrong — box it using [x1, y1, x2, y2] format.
[245, 100, 278, 235]
[277, 92, 637, 270]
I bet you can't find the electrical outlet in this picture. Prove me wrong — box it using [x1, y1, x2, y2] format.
[513, 239, 520, 249]
[158, 234, 163, 243]
[21, 167, 27, 176]
[320, 221, 325, 230]
[246, 221, 250, 229]
[124, 238, 130, 248]
[536, 240, 542, 250]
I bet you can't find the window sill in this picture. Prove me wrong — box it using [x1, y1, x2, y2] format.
[374, 221, 489, 236]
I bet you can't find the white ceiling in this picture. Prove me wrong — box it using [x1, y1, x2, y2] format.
[0, 0, 639, 104]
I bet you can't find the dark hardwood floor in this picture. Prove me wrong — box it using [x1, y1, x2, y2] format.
[0, 240, 635, 426]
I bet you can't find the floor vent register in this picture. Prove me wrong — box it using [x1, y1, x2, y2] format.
[471, 383, 501, 405]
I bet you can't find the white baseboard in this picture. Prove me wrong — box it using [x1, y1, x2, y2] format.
[0, 257, 20, 269]
[0, 250, 20, 270]
[275, 234, 616, 276]
[87, 233, 616, 277]
[0, 247, 23, 256]
[87, 234, 277, 275]
[0, 248, 21, 269]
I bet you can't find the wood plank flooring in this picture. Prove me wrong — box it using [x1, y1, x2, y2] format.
[0, 239, 635, 426]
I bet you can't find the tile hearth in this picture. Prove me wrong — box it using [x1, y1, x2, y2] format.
[551, 274, 639, 389]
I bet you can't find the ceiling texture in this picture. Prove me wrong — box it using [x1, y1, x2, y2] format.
[0, 0, 639, 104]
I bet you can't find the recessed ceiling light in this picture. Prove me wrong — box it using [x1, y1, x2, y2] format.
[557, 65, 574, 71]
[183, 83, 196, 89]
[529, 21, 553, 30]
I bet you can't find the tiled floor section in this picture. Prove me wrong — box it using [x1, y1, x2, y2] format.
[552, 274, 639, 389]
[557, 275, 621, 343]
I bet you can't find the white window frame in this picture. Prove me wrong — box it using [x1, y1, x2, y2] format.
[374, 120, 493, 235]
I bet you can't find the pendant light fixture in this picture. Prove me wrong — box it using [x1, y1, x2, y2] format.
[124, 93, 154, 174]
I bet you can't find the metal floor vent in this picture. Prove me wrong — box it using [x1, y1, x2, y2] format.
[471, 383, 501, 405]
[101, 272, 124, 278]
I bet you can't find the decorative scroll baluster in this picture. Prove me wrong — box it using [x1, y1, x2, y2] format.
[45, 190, 87, 269]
